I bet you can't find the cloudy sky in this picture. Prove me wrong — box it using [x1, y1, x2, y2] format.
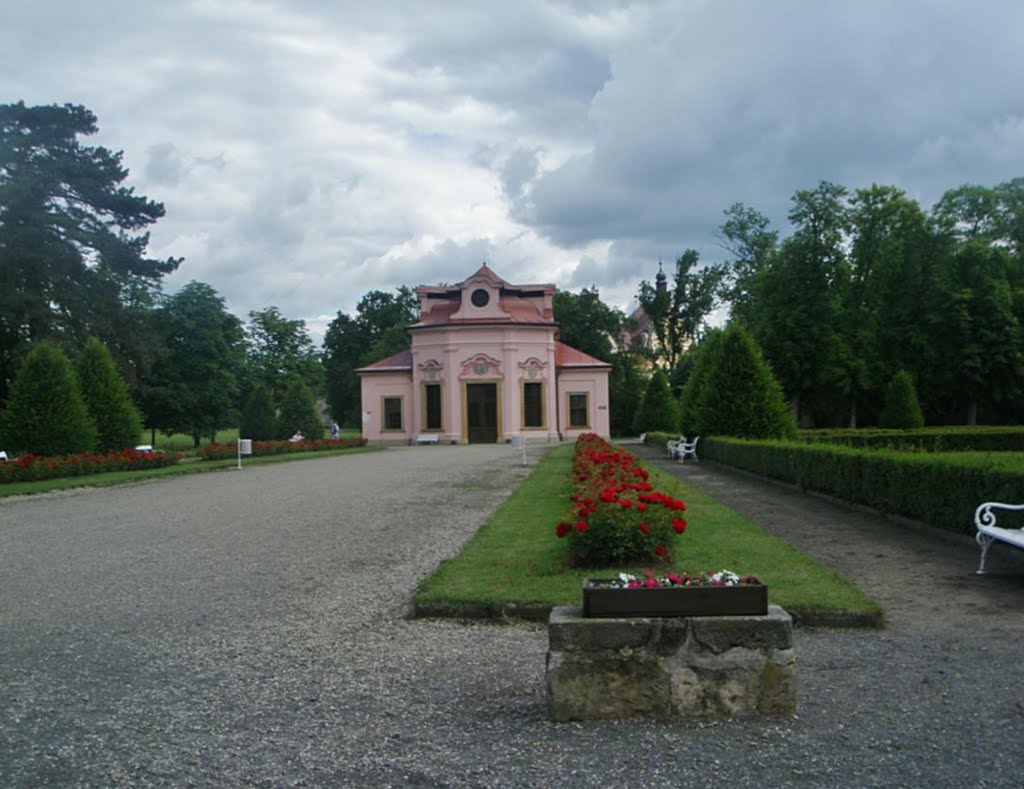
[4, 1, 1023, 342]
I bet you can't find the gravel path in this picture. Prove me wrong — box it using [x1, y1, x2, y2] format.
[2, 445, 1024, 787]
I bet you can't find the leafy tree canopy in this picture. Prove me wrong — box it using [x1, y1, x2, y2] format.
[553, 286, 622, 362]
[244, 306, 321, 401]
[0, 102, 180, 403]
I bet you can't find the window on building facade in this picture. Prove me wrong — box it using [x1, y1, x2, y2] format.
[568, 392, 589, 428]
[424, 384, 442, 430]
[383, 396, 404, 431]
[523, 381, 544, 428]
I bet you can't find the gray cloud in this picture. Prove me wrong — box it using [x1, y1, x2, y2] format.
[3, 0, 1023, 345]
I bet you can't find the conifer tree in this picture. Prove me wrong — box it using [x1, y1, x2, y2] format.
[0, 341, 97, 455]
[239, 383, 278, 440]
[632, 369, 680, 434]
[695, 324, 795, 439]
[276, 376, 323, 440]
[76, 337, 143, 452]
[879, 370, 925, 428]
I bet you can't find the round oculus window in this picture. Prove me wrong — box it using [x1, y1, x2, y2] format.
[470, 288, 490, 307]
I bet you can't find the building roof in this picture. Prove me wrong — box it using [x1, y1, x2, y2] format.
[355, 348, 412, 373]
[411, 263, 557, 329]
[555, 342, 612, 369]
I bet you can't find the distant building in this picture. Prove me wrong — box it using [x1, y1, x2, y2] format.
[357, 264, 611, 443]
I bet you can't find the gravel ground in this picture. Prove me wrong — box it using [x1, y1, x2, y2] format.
[2, 444, 1024, 788]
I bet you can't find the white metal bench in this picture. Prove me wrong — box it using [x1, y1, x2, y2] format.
[676, 436, 700, 462]
[666, 436, 684, 459]
[974, 502, 1024, 574]
[416, 434, 440, 445]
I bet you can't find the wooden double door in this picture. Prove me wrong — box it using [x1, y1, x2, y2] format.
[466, 383, 498, 444]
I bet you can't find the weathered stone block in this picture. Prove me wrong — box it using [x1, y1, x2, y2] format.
[546, 604, 797, 721]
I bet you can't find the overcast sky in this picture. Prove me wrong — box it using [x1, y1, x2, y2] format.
[4, 1, 1023, 343]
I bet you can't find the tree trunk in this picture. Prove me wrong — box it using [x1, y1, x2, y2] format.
[848, 397, 857, 429]
[967, 400, 978, 426]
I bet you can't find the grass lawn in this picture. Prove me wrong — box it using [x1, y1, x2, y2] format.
[415, 444, 881, 619]
[0, 445, 378, 498]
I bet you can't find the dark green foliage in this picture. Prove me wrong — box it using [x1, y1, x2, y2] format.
[553, 286, 623, 362]
[76, 337, 143, 452]
[239, 383, 278, 440]
[701, 436, 1024, 536]
[679, 329, 723, 436]
[277, 376, 323, 440]
[800, 426, 1024, 452]
[632, 370, 680, 434]
[879, 371, 925, 429]
[146, 282, 245, 446]
[0, 341, 96, 455]
[693, 324, 795, 439]
[0, 102, 179, 404]
[609, 351, 645, 436]
[323, 286, 418, 426]
[244, 307, 322, 403]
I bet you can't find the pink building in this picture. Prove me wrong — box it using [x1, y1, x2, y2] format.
[357, 265, 611, 444]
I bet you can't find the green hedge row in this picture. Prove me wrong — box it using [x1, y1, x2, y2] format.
[799, 426, 1024, 452]
[702, 437, 1024, 535]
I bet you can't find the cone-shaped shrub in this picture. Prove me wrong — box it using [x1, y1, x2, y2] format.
[879, 370, 925, 428]
[239, 382, 278, 440]
[276, 376, 323, 440]
[0, 341, 97, 455]
[679, 329, 723, 437]
[77, 337, 143, 452]
[694, 324, 795, 439]
[632, 369, 680, 434]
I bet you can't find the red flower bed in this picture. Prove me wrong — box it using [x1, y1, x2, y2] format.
[555, 433, 688, 567]
[197, 436, 367, 461]
[0, 448, 180, 484]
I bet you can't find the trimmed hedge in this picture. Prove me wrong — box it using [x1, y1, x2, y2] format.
[799, 426, 1024, 452]
[198, 437, 367, 460]
[702, 437, 1024, 535]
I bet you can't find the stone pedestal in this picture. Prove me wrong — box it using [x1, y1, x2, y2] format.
[546, 605, 797, 721]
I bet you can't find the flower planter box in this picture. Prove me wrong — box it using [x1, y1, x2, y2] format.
[582, 578, 768, 618]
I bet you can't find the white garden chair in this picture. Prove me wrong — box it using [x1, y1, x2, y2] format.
[676, 436, 700, 462]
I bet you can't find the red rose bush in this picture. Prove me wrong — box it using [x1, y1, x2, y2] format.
[555, 433, 688, 567]
[197, 436, 366, 461]
[0, 448, 180, 484]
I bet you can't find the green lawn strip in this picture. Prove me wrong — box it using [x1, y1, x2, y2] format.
[0, 445, 379, 498]
[415, 444, 881, 619]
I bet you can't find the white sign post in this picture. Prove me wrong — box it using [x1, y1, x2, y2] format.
[237, 438, 253, 469]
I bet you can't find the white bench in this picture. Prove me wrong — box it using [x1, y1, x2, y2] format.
[666, 436, 685, 459]
[676, 436, 700, 462]
[415, 434, 440, 445]
[974, 502, 1024, 574]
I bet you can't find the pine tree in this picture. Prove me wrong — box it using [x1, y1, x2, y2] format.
[879, 370, 925, 428]
[239, 383, 278, 440]
[0, 341, 97, 455]
[276, 377, 323, 440]
[632, 369, 680, 434]
[76, 337, 143, 452]
[695, 324, 795, 439]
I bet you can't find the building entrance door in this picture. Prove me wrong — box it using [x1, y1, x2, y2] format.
[466, 383, 498, 443]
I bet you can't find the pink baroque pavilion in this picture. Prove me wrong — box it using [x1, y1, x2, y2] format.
[356, 265, 611, 444]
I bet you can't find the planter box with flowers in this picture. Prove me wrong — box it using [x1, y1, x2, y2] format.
[583, 570, 768, 618]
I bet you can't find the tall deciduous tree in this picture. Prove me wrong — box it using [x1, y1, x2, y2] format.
[244, 306, 321, 402]
[553, 286, 622, 362]
[637, 250, 725, 371]
[0, 340, 96, 455]
[0, 102, 180, 404]
[323, 287, 418, 426]
[717, 202, 778, 325]
[76, 336, 143, 452]
[147, 282, 244, 446]
[749, 181, 849, 425]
